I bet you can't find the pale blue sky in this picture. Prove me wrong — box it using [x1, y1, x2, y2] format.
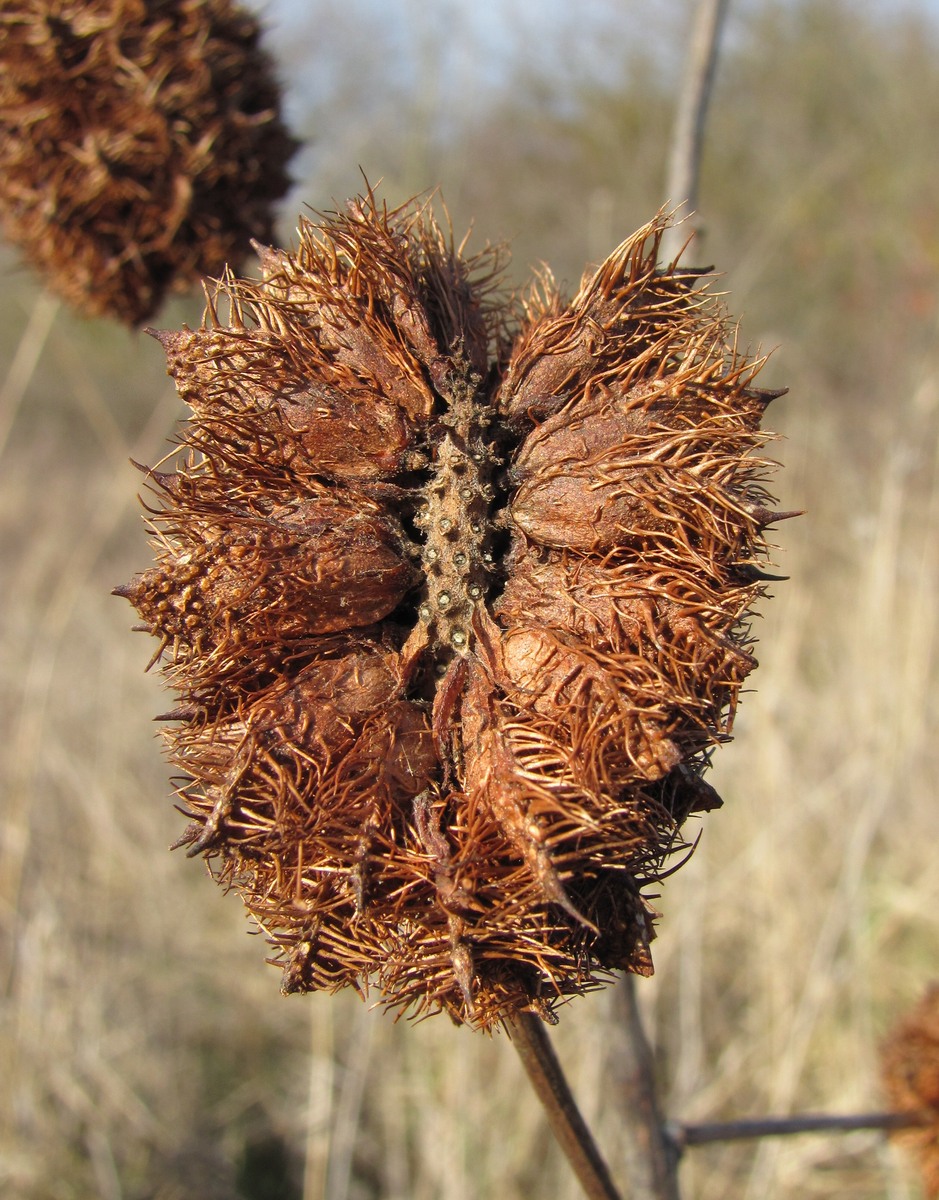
[250, 0, 939, 130]
[246, 0, 939, 215]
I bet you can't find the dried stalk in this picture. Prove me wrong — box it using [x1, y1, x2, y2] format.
[608, 977, 682, 1200]
[505, 1012, 623, 1200]
[667, 1109, 932, 1152]
[660, 0, 730, 263]
[0, 292, 60, 460]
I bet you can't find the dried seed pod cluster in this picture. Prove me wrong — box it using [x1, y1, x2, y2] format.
[883, 985, 939, 1197]
[118, 192, 788, 1028]
[0, 0, 295, 324]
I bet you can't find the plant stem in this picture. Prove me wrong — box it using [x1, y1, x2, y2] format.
[505, 1010, 624, 1200]
[660, 0, 730, 263]
[667, 1109, 932, 1152]
[607, 977, 682, 1200]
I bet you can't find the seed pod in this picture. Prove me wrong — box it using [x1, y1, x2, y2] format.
[508, 373, 768, 563]
[118, 192, 789, 1028]
[0, 0, 296, 324]
[152, 327, 415, 481]
[118, 487, 418, 687]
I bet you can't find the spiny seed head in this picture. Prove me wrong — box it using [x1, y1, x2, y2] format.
[118, 189, 790, 1029]
[0, 0, 297, 325]
[882, 985, 939, 1197]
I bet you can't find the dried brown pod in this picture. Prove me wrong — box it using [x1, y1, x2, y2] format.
[882, 984, 939, 1197]
[118, 190, 789, 1028]
[0, 0, 296, 324]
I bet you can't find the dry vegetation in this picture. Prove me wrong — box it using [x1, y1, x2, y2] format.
[2, 1, 939, 1197]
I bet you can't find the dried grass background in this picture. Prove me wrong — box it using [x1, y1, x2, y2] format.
[2, 1, 939, 1197]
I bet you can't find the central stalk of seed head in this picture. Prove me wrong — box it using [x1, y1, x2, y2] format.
[416, 381, 496, 660]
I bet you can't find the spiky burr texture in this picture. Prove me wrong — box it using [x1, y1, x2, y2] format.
[118, 192, 787, 1028]
[883, 985, 939, 1197]
[0, 0, 295, 325]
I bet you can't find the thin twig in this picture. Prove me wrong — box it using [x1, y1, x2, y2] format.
[667, 1109, 933, 1153]
[505, 1011, 623, 1200]
[660, 0, 730, 264]
[608, 977, 682, 1200]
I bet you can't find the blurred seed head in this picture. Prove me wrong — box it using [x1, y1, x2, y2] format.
[883, 984, 939, 1197]
[0, 0, 296, 324]
[118, 190, 788, 1028]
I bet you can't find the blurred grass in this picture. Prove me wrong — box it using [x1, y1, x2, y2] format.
[3, 1, 939, 1197]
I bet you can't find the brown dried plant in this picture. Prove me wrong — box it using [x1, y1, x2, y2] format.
[117, 190, 789, 1029]
[883, 984, 939, 1197]
[0, 0, 295, 325]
